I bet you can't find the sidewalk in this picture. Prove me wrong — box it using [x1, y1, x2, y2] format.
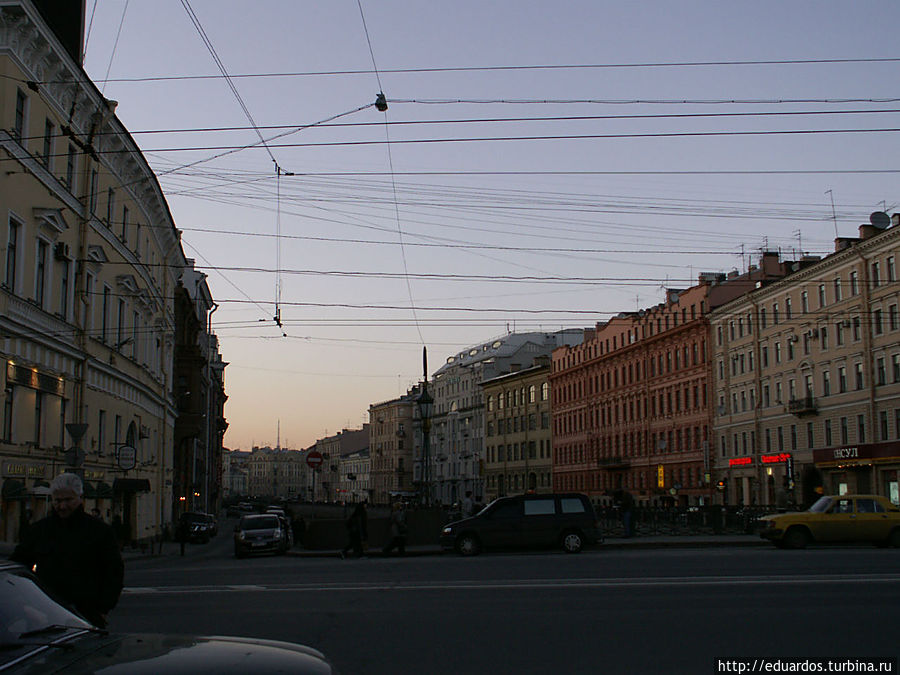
[288, 533, 767, 558]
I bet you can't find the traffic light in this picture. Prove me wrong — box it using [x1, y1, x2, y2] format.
[716, 479, 726, 491]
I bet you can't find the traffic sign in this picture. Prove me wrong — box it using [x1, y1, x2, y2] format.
[306, 450, 324, 469]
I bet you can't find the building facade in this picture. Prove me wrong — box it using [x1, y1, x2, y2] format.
[221, 448, 250, 499]
[246, 447, 305, 500]
[311, 427, 369, 502]
[337, 448, 369, 503]
[481, 356, 553, 501]
[0, 1, 204, 545]
[551, 255, 789, 507]
[369, 393, 415, 505]
[427, 330, 583, 506]
[710, 214, 900, 506]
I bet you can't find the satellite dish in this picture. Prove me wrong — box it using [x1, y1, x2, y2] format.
[870, 211, 890, 229]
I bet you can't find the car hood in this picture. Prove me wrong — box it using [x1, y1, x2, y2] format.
[240, 528, 280, 537]
[444, 516, 480, 530]
[11, 632, 335, 674]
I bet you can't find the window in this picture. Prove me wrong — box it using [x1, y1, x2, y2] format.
[822, 370, 831, 396]
[34, 392, 44, 445]
[836, 321, 845, 346]
[774, 342, 782, 364]
[101, 286, 110, 343]
[840, 417, 849, 444]
[773, 303, 779, 324]
[524, 499, 555, 515]
[852, 317, 861, 342]
[889, 305, 899, 332]
[106, 189, 116, 227]
[857, 415, 866, 443]
[3, 387, 14, 442]
[818, 284, 826, 308]
[877, 357, 886, 386]
[541, 383, 548, 401]
[821, 326, 829, 350]
[825, 419, 833, 446]
[834, 277, 842, 302]
[880, 411, 889, 441]
[66, 144, 77, 191]
[888, 256, 896, 283]
[838, 366, 847, 393]
[872, 261, 881, 289]
[42, 118, 54, 167]
[89, 169, 99, 214]
[58, 258, 69, 319]
[34, 240, 48, 308]
[13, 89, 26, 141]
[894, 355, 900, 383]
[850, 270, 859, 296]
[854, 362, 864, 390]
[785, 297, 792, 319]
[807, 422, 814, 449]
[761, 346, 768, 368]
[760, 308, 767, 329]
[801, 291, 808, 314]
[5, 218, 19, 291]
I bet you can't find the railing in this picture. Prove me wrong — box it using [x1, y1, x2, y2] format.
[788, 396, 818, 416]
[594, 505, 778, 536]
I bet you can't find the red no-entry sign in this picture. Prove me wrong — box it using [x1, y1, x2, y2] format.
[306, 451, 324, 469]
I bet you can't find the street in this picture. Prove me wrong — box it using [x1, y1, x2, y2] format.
[115, 529, 900, 674]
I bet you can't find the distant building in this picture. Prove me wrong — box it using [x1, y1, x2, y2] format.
[709, 214, 900, 507]
[481, 356, 554, 501]
[551, 254, 789, 507]
[312, 427, 369, 502]
[427, 330, 584, 506]
[369, 391, 417, 505]
[222, 449, 250, 498]
[338, 448, 370, 503]
[247, 447, 305, 500]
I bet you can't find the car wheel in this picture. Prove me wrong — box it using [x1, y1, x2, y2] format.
[888, 528, 900, 549]
[783, 526, 810, 550]
[456, 534, 481, 556]
[562, 531, 584, 553]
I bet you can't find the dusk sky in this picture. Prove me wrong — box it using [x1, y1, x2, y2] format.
[81, 1, 900, 451]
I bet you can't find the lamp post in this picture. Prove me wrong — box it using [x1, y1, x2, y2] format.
[417, 347, 434, 507]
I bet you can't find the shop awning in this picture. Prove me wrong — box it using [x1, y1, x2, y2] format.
[1, 479, 27, 500]
[96, 481, 113, 498]
[113, 478, 151, 493]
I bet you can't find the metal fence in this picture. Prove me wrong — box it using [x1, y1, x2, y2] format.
[595, 505, 778, 537]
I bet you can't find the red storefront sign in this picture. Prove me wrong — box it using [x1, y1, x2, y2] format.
[761, 452, 792, 464]
[728, 457, 753, 467]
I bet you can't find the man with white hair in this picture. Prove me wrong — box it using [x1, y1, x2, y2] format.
[11, 472, 124, 627]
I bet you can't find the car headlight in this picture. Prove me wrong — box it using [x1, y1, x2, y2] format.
[442, 527, 453, 535]
[238, 531, 246, 540]
[274, 528, 282, 538]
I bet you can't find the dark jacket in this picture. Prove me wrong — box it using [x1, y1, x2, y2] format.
[346, 504, 368, 540]
[11, 506, 124, 627]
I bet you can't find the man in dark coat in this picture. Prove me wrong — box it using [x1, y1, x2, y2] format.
[11, 473, 124, 628]
[340, 501, 368, 559]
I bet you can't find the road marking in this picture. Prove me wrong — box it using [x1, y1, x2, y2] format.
[122, 573, 900, 595]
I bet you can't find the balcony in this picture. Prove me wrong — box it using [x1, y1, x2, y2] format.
[597, 455, 630, 470]
[788, 396, 818, 417]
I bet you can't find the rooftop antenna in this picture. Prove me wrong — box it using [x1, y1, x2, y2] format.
[276, 419, 280, 450]
[826, 189, 838, 238]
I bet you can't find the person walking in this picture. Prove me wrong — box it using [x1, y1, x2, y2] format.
[461, 491, 474, 518]
[382, 502, 408, 556]
[340, 502, 368, 559]
[11, 473, 124, 628]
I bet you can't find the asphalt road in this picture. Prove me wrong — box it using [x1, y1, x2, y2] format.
[116, 532, 900, 675]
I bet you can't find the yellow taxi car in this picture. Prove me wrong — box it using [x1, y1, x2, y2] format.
[759, 494, 900, 549]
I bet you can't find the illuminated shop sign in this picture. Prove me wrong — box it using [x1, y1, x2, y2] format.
[728, 457, 753, 467]
[761, 453, 792, 464]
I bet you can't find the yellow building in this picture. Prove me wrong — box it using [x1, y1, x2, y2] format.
[1, 2, 188, 544]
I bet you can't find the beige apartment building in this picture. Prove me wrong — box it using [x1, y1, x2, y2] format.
[246, 447, 306, 500]
[482, 356, 553, 501]
[369, 394, 415, 505]
[710, 213, 900, 506]
[1, 2, 189, 545]
[312, 427, 369, 502]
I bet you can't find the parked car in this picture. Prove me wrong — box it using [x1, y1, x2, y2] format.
[234, 514, 286, 558]
[0, 561, 336, 674]
[758, 494, 900, 549]
[441, 492, 603, 556]
[178, 511, 213, 544]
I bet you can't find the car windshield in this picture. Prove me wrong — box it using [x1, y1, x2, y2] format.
[0, 570, 91, 649]
[241, 516, 279, 530]
[808, 496, 834, 513]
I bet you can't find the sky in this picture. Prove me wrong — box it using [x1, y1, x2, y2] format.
[80, 0, 900, 451]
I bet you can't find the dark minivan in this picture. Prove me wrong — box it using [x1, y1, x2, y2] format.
[440, 493, 602, 556]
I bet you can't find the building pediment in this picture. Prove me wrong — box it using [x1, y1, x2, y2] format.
[86, 245, 108, 265]
[33, 207, 68, 234]
[116, 274, 140, 294]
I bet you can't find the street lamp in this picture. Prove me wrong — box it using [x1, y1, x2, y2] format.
[417, 346, 434, 507]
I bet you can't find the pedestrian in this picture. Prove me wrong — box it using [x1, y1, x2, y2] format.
[382, 502, 408, 556]
[175, 515, 189, 557]
[461, 491, 474, 518]
[620, 490, 635, 537]
[11, 473, 124, 628]
[340, 501, 368, 559]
